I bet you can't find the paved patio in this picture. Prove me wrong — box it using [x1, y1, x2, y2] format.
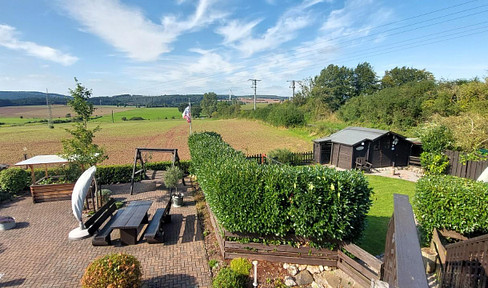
[0, 177, 212, 287]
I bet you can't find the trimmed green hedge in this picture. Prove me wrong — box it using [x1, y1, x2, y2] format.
[189, 132, 372, 245]
[7, 161, 190, 189]
[414, 175, 488, 240]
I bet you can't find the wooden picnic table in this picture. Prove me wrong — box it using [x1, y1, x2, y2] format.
[112, 200, 152, 245]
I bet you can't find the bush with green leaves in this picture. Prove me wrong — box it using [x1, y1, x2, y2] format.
[189, 132, 372, 245]
[420, 152, 450, 175]
[0, 168, 30, 196]
[81, 253, 142, 288]
[266, 102, 305, 128]
[230, 258, 252, 276]
[267, 148, 296, 165]
[164, 165, 183, 192]
[212, 267, 247, 288]
[414, 175, 488, 241]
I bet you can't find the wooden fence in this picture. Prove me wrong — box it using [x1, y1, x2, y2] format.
[432, 229, 488, 288]
[246, 151, 314, 165]
[445, 150, 488, 180]
[382, 194, 428, 288]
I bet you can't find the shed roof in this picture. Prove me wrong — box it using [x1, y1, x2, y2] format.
[15, 155, 68, 166]
[314, 126, 391, 146]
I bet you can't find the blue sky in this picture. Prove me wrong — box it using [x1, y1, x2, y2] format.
[0, 0, 487, 97]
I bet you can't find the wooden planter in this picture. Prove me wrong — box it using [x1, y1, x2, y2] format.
[30, 183, 75, 203]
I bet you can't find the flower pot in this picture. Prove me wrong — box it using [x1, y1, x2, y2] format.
[0, 216, 16, 231]
[172, 194, 184, 207]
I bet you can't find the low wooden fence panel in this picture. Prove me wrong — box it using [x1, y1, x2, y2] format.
[445, 150, 488, 180]
[246, 151, 314, 166]
[441, 233, 488, 288]
[338, 243, 383, 288]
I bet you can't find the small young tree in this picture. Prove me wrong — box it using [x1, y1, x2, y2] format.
[62, 78, 107, 170]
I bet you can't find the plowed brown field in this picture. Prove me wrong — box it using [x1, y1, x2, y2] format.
[0, 119, 312, 166]
[0, 105, 131, 118]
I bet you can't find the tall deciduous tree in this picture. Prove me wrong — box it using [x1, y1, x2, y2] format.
[381, 66, 434, 88]
[62, 79, 107, 169]
[200, 92, 218, 117]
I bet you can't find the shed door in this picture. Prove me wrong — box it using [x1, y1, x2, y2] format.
[321, 142, 332, 164]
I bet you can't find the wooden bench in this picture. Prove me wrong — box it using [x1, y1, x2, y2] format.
[84, 198, 117, 236]
[92, 208, 125, 246]
[144, 198, 172, 244]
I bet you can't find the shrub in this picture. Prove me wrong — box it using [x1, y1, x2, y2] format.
[81, 253, 142, 288]
[420, 152, 449, 175]
[0, 168, 30, 195]
[129, 116, 145, 121]
[100, 189, 112, 204]
[188, 132, 372, 245]
[121, 116, 127, 121]
[209, 259, 219, 269]
[414, 175, 488, 241]
[267, 148, 296, 165]
[164, 165, 183, 191]
[266, 102, 305, 128]
[230, 258, 252, 276]
[212, 267, 247, 288]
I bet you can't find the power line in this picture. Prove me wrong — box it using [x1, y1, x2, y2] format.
[128, 2, 488, 94]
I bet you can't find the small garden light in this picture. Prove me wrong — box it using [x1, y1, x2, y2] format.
[252, 260, 258, 287]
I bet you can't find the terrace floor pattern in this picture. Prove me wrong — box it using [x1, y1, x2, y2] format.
[0, 178, 212, 288]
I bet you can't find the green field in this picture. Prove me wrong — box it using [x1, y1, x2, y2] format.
[95, 107, 181, 122]
[358, 175, 417, 255]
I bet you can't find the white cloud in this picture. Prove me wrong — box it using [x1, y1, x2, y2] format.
[0, 24, 78, 66]
[216, 19, 262, 45]
[60, 0, 225, 62]
[216, 0, 322, 56]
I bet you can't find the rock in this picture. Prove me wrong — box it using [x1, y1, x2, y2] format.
[314, 271, 332, 288]
[371, 279, 389, 288]
[283, 263, 290, 270]
[323, 265, 331, 271]
[287, 265, 299, 276]
[319, 265, 324, 272]
[284, 276, 296, 287]
[311, 281, 322, 288]
[298, 264, 308, 271]
[295, 270, 314, 286]
[307, 265, 322, 274]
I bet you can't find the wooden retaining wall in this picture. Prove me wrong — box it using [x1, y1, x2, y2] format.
[207, 203, 383, 287]
[30, 183, 75, 203]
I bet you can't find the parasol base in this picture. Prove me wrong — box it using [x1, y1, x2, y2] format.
[69, 227, 90, 240]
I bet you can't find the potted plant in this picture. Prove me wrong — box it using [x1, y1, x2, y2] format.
[164, 166, 184, 207]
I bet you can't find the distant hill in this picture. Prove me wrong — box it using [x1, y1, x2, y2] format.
[0, 91, 70, 106]
[0, 91, 287, 107]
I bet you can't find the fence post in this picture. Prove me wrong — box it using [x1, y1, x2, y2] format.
[383, 194, 428, 288]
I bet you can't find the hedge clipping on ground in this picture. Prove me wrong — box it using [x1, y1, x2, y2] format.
[414, 175, 488, 240]
[189, 132, 372, 246]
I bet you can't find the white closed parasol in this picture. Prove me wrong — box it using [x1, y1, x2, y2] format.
[478, 167, 488, 183]
[68, 166, 96, 240]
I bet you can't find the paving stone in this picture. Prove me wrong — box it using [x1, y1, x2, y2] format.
[0, 178, 212, 287]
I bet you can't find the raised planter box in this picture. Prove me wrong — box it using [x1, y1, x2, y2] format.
[30, 183, 75, 203]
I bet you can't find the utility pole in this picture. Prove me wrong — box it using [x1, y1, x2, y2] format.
[248, 79, 261, 110]
[287, 80, 300, 100]
[46, 89, 53, 128]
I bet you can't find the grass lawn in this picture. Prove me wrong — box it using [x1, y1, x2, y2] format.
[357, 175, 417, 256]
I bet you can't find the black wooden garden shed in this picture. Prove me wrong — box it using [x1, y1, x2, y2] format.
[313, 127, 412, 169]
